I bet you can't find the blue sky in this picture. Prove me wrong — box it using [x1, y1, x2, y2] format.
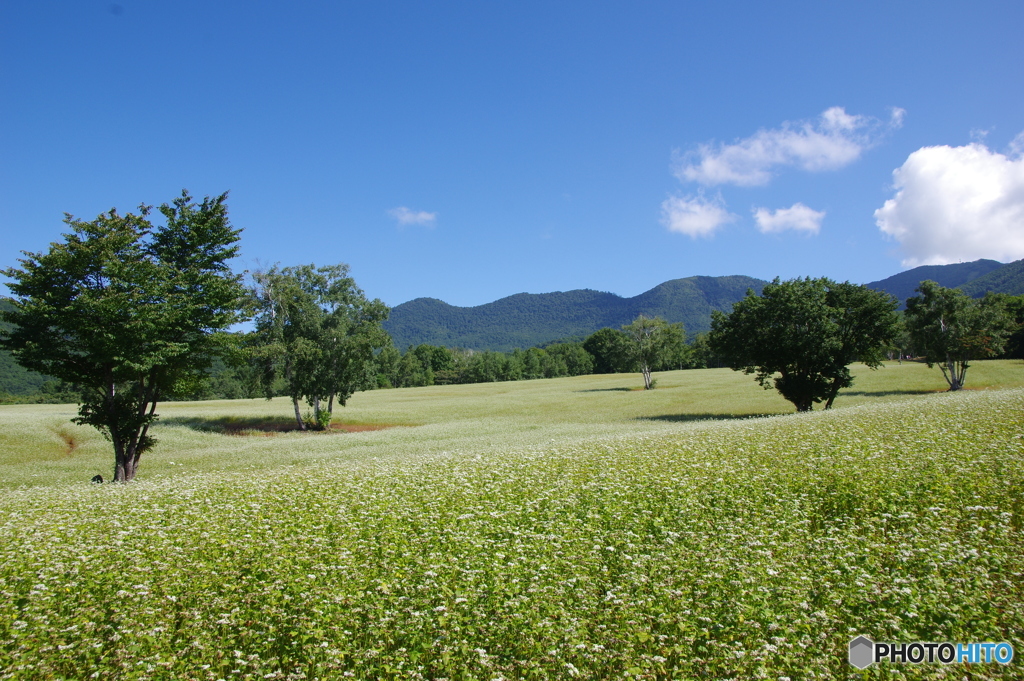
[2, 1, 1022, 308]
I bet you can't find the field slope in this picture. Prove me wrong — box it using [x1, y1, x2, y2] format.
[1, 362, 1023, 678]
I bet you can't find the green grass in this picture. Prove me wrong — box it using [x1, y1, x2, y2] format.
[3, 360, 1022, 490]
[1, 360, 1023, 678]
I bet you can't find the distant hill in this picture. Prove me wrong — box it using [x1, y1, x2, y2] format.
[865, 258, 1024, 306]
[865, 259, 1005, 306]
[960, 259, 1024, 297]
[383, 275, 767, 352]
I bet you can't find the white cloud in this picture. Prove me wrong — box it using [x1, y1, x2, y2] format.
[676, 107, 901, 186]
[661, 193, 736, 238]
[874, 138, 1024, 266]
[388, 206, 436, 227]
[1010, 131, 1024, 158]
[753, 203, 825, 235]
[889, 107, 906, 129]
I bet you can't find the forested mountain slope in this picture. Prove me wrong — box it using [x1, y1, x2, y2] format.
[865, 258, 1011, 306]
[960, 259, 1024, 297]
[384, 275, 767, 351]
[0, 299, 49, 395]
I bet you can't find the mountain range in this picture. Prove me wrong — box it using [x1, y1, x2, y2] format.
[4, 258, 1023, 395]
[383, 258, 1024, 351]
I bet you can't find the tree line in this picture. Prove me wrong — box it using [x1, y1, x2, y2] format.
[2, 191, 1021, 479]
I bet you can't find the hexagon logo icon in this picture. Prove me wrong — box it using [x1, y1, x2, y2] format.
[849, 635, 874, 669]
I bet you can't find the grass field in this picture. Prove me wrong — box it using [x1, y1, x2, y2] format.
[1, 361, 1023, 678]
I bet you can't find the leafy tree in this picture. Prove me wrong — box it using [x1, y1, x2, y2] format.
[412, 344, 456, 374]
[250, 264, 389, 429]
[650, 322, 690, 371]
[0, 191, 245, 480]
[990, 294, 1024, 360]
[710, 278, 899, 411]
[904, 280, 1011, 391]
[687, 332, 720, 369]
[583, 327, 630, 374]
[544, 342, 595, 376]
[373, 345, 402, 388]
[396, 348, 432, 387]
[621, 315, 685, 390]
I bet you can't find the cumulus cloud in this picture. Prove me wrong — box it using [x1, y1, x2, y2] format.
[661, 193, 736, 238]
[676, 107, 903, 187]
[753, 203, 825, 235]
[874, 138, 1024, 266]
[388, 206, 437, 227]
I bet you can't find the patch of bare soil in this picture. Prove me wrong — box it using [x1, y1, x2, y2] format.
[48, 426, 80, 456]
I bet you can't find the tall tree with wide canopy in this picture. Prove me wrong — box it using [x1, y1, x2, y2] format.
[709, 277, 899, 411]
[904, 280, 1011, 391]
[0, 191, 245, 480]
[250, 263, 389, 429]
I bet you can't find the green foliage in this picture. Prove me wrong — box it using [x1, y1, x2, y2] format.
[0, 191, 244, 480]
[621, 315, 686, 389]
[0, 300, 52, 397]
[996, 294, 1024, 359]
[710, 278, 900, 411]
[374, 341, 598, 388]
[249, 264, 390, 429]
[583, 327, 630, 374]
[543, 342, 594, 376]
[904, 280, 1013, 390]
[686, 332, 720, 369]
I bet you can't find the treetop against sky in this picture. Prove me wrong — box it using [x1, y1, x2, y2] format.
[1, 1, 1022, 307]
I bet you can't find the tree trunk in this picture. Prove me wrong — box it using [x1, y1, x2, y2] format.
[113, 440, 140, 481]
[292, 396, 306, 430]
[641, 363, 653, 390]
[824, 376, 843, 409]
[944, 357, 963, 391]
[114, 443, 128, 482]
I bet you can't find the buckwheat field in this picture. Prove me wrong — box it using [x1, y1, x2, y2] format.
[2, 362, 1023, 679]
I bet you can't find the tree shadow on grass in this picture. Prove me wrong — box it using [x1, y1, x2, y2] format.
[160, 415, 401, 436]
[838, 389, 937, 397]
[640, 412, 779, 424]
[574, 387, 637, 393]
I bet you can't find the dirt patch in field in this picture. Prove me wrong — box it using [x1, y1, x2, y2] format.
[48, 425, 81, 456]
[162, 415, 407, 436]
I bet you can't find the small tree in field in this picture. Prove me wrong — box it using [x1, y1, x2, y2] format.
[621, 315, 685, 389]
[0, 191, 245, 481]
[710, 278, 899, 411]
[250, 263, 389, 430]
[904, 280, 1011, 391]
